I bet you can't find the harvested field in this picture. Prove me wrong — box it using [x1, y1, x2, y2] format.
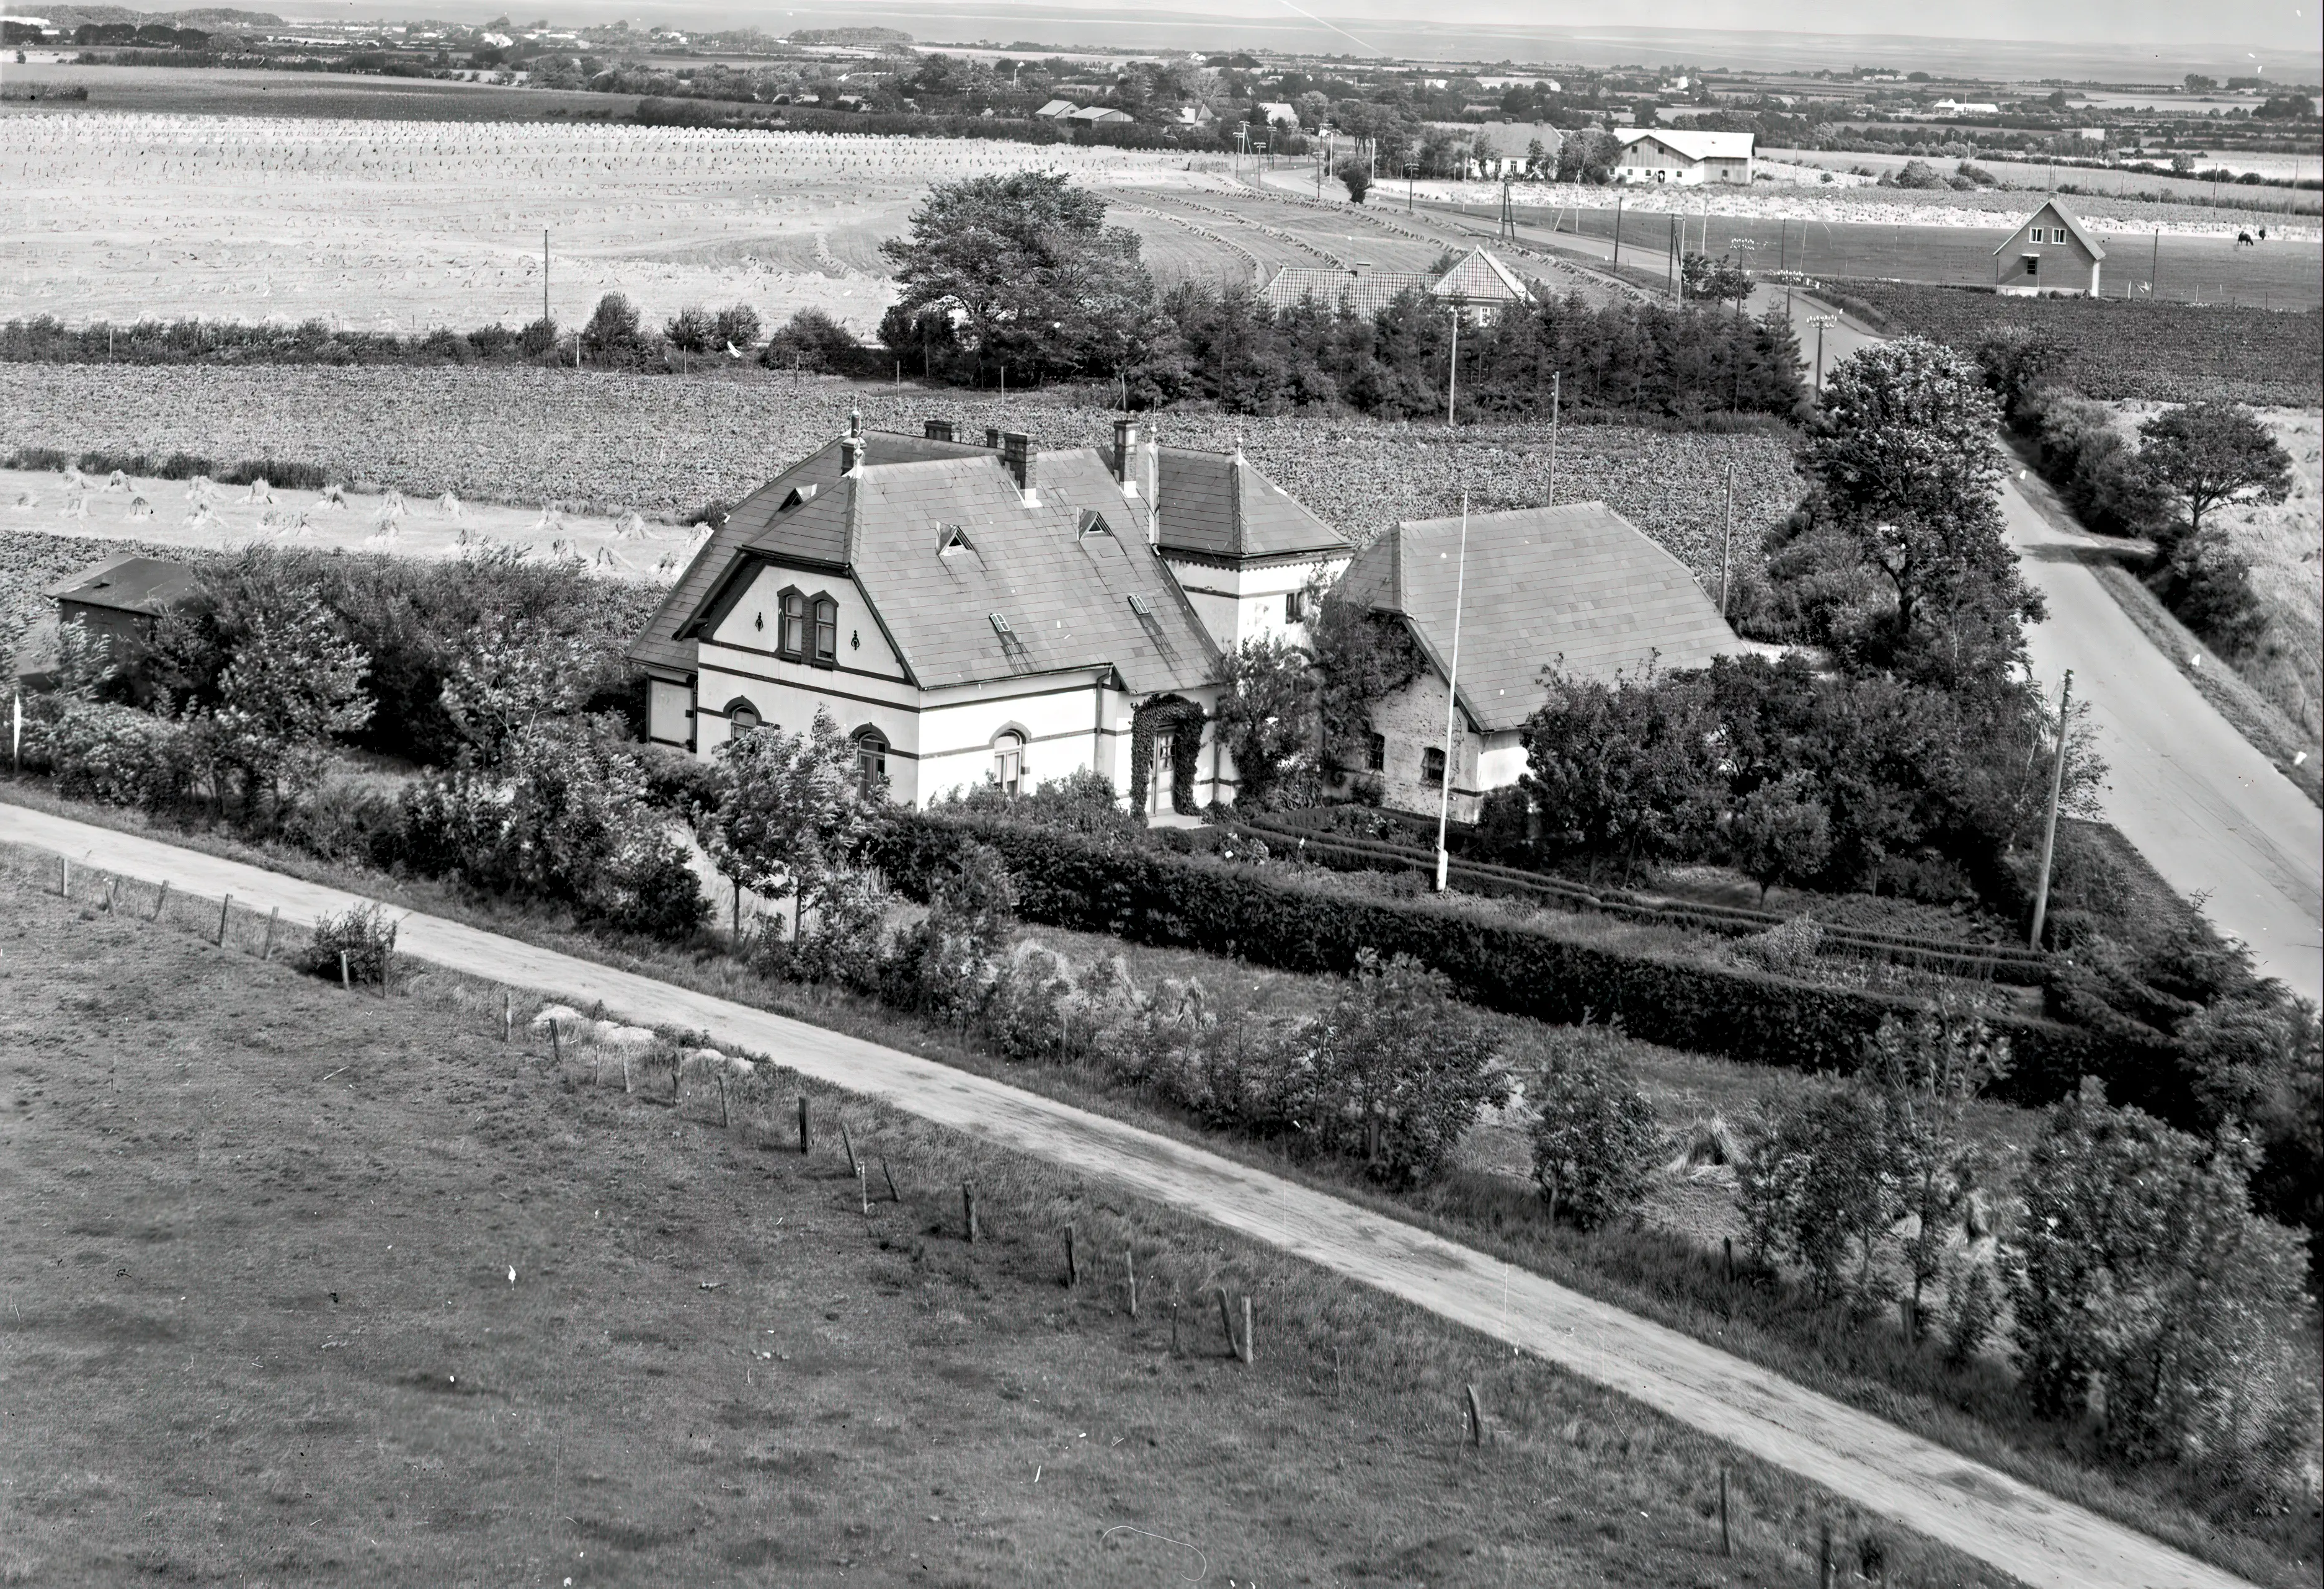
[0, 365, 1804, 590]
[0, 112, 1245, 337]
[1825, 280, 2324, 407]
[0, 849, 2010, 1588]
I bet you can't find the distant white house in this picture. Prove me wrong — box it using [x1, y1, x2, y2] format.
[1260, 246, 1533, 325]
[1613, 128, 1755, 185]
[1033, 99, 1077, 120]
[1254, 100, 1299, 127]
[1932, 99, 2001, 117]
[1995, 197, 2105, 296]
[1066, 105, 1134, 126]
[1170, 103, 1216, 127]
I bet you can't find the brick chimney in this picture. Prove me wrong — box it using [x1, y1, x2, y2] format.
[984, 426, 1002, 450]
[1000, 431, 1037, 505]
[924, 418, 956, 442]
[1111, 417, 1139, 496]
[840, 436, 862, 474]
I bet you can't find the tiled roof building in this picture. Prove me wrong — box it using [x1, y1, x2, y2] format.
[1258, 246, 1533, 323]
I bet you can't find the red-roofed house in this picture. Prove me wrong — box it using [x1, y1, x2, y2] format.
[628, 414, 1351, 814]
[1335, 503, 1742, 819]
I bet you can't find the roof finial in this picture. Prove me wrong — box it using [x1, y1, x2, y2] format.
[1232, 433, 1245, 463]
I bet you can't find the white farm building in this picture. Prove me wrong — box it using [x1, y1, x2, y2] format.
[1612, 128, 1755, 185]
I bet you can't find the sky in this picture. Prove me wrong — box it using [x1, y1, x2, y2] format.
[470, 1, 2324, 79]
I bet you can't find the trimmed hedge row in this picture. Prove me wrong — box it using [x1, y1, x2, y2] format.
[870, 812, 2188, 1118]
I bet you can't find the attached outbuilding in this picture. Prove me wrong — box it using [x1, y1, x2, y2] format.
[1612, 128, 1755, 185]
[1994, 197, 2104, 296]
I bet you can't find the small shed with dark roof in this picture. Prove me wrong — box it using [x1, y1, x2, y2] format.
[16, 553, 197, 693]
[1335, 502, 1740, 818]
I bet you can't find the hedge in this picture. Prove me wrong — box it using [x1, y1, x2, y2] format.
[870, 812, 2188, 1119]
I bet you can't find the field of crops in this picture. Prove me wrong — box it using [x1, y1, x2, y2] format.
[0, 113, 1247, 338]
[1826, 280, 2324, 406]
[0, 364, 1804, 589]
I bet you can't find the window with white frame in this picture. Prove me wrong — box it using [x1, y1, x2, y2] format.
[992, 730, 1025, 795]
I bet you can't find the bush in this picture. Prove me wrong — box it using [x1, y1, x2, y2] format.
[1739, 1083, 1897, 1306]
[294, 901, 396, 985]
[712, 303, 762, 350]
[759, 308, 862, 373]
[42, 697, 195, 808]
[1530, 1050, 1660, 1227]
[1299, 950, 1508, 1187]
[662, 305, 718, 354]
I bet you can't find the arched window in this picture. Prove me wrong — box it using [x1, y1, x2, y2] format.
[992, 730, 1025, 796]
[812, 595, 839, 666]
[726, 698, 763, 734]
[852, 725, 889, 796]
[1420, 746, 1446, 787]
[777, 590, 808, 658]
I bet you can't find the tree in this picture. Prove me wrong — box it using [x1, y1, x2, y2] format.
[2010, 1080, 2311, 1492]
[197, 595, 374, 822]
[1863, 1004, 2009, 1333]
[1213, 634, 1320, 809]
[663, 304, 717, 353]
[1739, 1083, 1896, 1306]
[697, 708, 876, 935]
[760, 308, 860, 373]
[1971, 326, 2062, 415]
[1679, 251, 1753, 305]
[2136, 401, 2293, 550]
[711, 302, 762, 350]
[1517, 665, 1721, 880]
[1301, 951, 1507, 1187]
[1531, 1049, 1660, 1227]
[1724, 770, 1832, 902]
[1308, 586, 1425, 781]
[877, 171, 1162, 383]
[581, 292, 645, 356]
[1337, 160, 1371, 203]
[437, 618, 584, 768]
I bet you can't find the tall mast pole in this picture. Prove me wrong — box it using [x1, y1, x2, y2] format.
[543, 229, 549, 325]
[1434, 489, 1469, 893]
[2029, 670, 2075, 949]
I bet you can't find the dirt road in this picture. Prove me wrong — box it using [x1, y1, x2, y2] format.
[1757, 289, 2323, 1002]
[0, 801, 2257, 1589]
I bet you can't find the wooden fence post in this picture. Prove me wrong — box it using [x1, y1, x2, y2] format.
[502, 990, 512, 1043]
[1818, 1518, 1833, 1589]
[261, 906, 277, 961]
[339, 950, 351, 991]
[839, 1118, 858, 1175]
[1215, 1288, 1235, 1358]
[858, 1163, 868, 1216]
[796, 1097, 811, 1155]
[1724, 1236, 1734, 1284]
[218, 894, 231, 946]
[881, 1158, 899, 1203]
[1464, 1383, 1485, 1446]
[715, 1066, 730, 1129]
[153, 879, 169, 922]
[1064, 1226, 1077, 1288]
[1126, 1248, 1138, 1318]
[1241, 1296, 1253, 1365]
[1719, 1467, 1732, 1556]
[59, 857, 67, 898]
[105, 877, 118, 914]
[549, 1019, 562, 1067]
[963, 1183, 979, 1244]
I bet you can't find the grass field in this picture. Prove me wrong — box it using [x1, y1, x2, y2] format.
[0, 112, 1247, 337]
[0, 847, 2020, 1588]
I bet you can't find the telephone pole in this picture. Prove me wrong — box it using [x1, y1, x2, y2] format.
[543, 229, 550, 326]
[1719, 461, 1735, 617]
[2029, 670, 2075, 950]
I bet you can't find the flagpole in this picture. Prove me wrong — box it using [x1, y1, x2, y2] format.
[1435, 488, 1468, 892]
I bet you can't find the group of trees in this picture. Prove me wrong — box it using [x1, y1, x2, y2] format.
[874, 172, 1804, 422]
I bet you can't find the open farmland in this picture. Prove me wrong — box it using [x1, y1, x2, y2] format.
[0, 61, 656, 121]
[1827, 280, 2324, 406]
[0, 365, 1804, 585]
[0, 850, 2018, 1588]
[0, 114, 1256, 339]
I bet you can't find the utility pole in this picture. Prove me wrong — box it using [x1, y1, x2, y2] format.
[2150, 228, 2160, 298]
[1497, 176, 1516, 243]
[1445, 306, 1459, 427]
[1406, 160, 1417, 212]
[1434, 489, 1469, 894]
[1547, 371, 1560, 505]
[1807, 313, 1836, 395]
[543, 228, 550, 326]
[1719, 461, 1735, 617]
[1611, 194, 1623, 274]
[2028, 669, 2074, 950]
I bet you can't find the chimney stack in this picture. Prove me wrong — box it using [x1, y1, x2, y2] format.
[840, 436, 862, 474]
[1000, 431, 1037, 504]
[847, 407, 863, 438]
[1111, 417, 1139, 495]
[924, 418, 956, 442]
[984, 426, 1002, 450]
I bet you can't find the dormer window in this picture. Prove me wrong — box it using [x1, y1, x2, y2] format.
[1078, 509, 1115, 542]
[777, 589, 808, 657]
[778, 483, 819, 512]
[938, 523, 975, 557]
[1126, 592, 1152, 617]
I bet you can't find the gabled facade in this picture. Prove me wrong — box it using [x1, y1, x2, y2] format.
[1993, 198, 2104, 296]
[628, 416, 1350, 815]
[1260, 246, 1532, 324]
[1336, 503, 1742, 821]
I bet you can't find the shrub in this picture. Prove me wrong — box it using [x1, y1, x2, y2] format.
[881, 840, 1018, 1023]
[294, 901, 396, 985]
[43, 697, 194, 808]
[1529, 1050, 1660, 1227]
[711, 303, 762, 350]
[2010, 1080, 2312, 1498]
[1737, 1083, 1897, 1306]
[664, 305, 718, 354]
[759, 308, 861, 373]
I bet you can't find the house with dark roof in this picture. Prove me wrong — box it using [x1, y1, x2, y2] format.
[1993, 198, 2104, 296]
[1258, 246, 1533, 325]
[628, 414, 1350, 814]
[1335, 503, 1741, 820]
[12, 553, 197, 696]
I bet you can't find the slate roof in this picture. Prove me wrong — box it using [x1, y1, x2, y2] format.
[1429, 247, 1531, 306]
[1152, 445, 1350, 563]
[1995, 197, 2106, 260]
[1259, 267, 1435, 318]
[1034, 99, 1076, 117]
[45, 553, 197, 615]
[1337, 502, 1739, 732]
[632, 431, 1219, 697]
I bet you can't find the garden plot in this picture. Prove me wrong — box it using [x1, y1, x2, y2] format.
[0, 113, 1235, 337]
